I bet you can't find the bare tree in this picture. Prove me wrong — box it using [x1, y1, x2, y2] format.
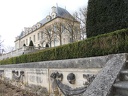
[53, 22, 65, 46]
[64, 18, 80, 43]
[43, 26, 54, 47]
[77, 7, 87, 25]
[4, 46, 14, 53]
[0, 35, 4, 55]
[74, 7, 87, 40]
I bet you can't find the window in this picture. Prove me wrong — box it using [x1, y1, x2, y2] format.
[33, 35, 36, 42]
[23, 40, 25, 45]
[32, 25, 37, 31]
[46, 15, 51, 21]
[36, 23, 41, 29]
[41, 32, 43, 39]
[29, 37, 31, 41]
[38, 33, 40, 40]
[26, 39, 28, 45]
[53, 25, 57, 32]
[61, 25, 65, 32]
[70, 37, 72, 43]
[69, 27, 72, 32]
[63, 38, 65, 44]
[48, 29, 51, 33]
[54, 38, 56, 47]
[20, 41, 23, 47]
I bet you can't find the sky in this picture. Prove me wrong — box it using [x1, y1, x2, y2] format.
[0, 0, 88, 50]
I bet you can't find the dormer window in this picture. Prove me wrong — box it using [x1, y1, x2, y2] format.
[52, 12, 57, 19]
[24, 27, 28, 33]
[29, 28, 32, 33]
[32, 25, 37, 31]
[22, 31, 25, 36]
[51, 6, 57, 19]
[46, 15, 51, 21]
[26, 31, 28, 35]
[36, 23, 42, 29]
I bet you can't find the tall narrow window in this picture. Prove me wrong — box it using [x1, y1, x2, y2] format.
[70, 37, 72, 43]
[33, 35, 36, 42]
[54, 25, 56, 32]
[63, 38, 65, 44]
[38, 33, 40, 40]
[26, 39, 28, 45]
[62, 25, 65, 32]
[41, 32, 43, 39]
[22, 40, 25, 46]
[29, 37, 31, 42]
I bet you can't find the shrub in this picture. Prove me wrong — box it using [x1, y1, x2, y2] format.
[45, 43, 49, 48]
[0, 28, 128, 65]
[86, 0, 128, 38]
[29, 40, 34, 46]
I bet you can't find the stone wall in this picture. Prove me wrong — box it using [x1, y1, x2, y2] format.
[0, 53, 127, 96]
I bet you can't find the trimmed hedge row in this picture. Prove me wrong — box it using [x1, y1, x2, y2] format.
[86, 0, 128, 38]
[0, 28, 128, 64]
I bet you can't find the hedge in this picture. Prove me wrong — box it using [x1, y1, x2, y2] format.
[0, 28, 128, 65]
[86, 0, 128, 38]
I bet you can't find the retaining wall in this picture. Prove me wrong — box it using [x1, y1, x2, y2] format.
[0, 53, 126, 96]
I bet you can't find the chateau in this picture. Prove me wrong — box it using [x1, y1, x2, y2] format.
[0, 6, 80, 60]
[15, 6, 80, 50]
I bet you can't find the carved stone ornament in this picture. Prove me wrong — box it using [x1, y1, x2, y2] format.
[50, 71, 63, 81]
[83, 74, 96, 86]
[67, 73, 76, 84]
[12, 70, 25, 82]
[56, 80, 87, 96]
[50, 72, 63, 95]
[50, 72, 88, 96]
[20, 71, 25, 76]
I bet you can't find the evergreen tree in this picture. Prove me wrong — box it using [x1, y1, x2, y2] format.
[86, 0, 128, 38]
[46, 43, 49, 48]
[23, 43, 26, 46]
[29, 40, 34, 46]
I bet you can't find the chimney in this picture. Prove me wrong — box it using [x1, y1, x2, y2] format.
[52, 6, 56, 13]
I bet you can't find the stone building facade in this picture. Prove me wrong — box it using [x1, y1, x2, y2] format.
[15, 6, 80, 50]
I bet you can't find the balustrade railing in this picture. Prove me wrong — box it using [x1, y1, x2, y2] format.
[0, 46, 45, 60]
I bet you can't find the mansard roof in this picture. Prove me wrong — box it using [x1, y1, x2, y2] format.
[18, 6, 77, 39]
[56, 7, 75, 19]
[20, 31, 24, 38]
[39, 6, 75, 25]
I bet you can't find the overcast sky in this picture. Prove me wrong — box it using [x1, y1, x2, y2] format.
[0, 0, 88, 49]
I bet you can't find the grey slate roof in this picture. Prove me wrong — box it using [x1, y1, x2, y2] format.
[56, 7, 74, 19]
[39, 6, 75, 26]
[19, 6, 76, 38]
[20, 31, 24, 38]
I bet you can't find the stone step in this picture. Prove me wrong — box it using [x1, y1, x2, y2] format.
[124, 60, 128, 69]
[113, 88, 128, 96]
[113, 81, 128, 89]
[119, 70, 128, 81]
[114, 94, 126, 96]
[113, 81, 128, 96]
[120, 70, 128, 74]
